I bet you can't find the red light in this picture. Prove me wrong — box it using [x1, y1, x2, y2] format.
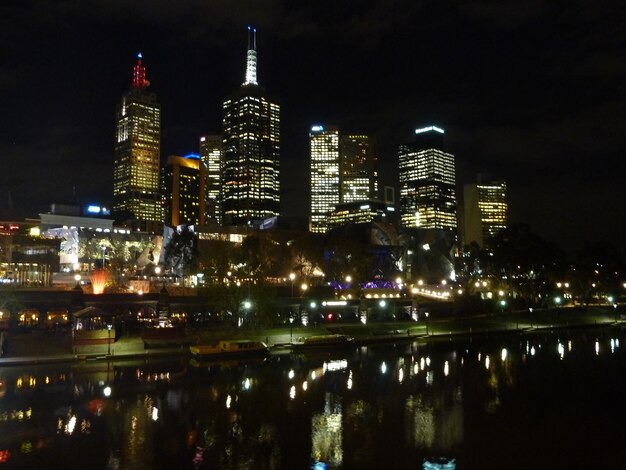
[327, 313, 333, 320]
[0, 450, 10, 462]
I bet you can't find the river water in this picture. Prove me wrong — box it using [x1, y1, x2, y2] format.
[0, 327, 625, 469]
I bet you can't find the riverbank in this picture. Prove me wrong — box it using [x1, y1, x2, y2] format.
[0, 306, 622, 366]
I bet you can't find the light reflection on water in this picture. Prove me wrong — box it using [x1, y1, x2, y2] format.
[0, 330, 625, 468]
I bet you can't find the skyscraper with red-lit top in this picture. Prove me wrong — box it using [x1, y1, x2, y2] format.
[113, 53, 162, 232]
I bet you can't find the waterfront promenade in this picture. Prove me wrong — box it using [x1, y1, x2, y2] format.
[0, 306, 622, 366]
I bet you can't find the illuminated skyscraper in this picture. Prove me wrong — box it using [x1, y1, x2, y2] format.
[113, 53, 161, 231]
[162, 154, 206, 227]
[310, 125, 339, 233]
[339, 135, 378, 203]
[398, 126, 457, 230]
[463, 177, 508, 247]
[222, 27, 280, 226]
[199, 135, 222, 225]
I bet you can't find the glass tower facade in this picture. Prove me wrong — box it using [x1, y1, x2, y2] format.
[463, 179, 508, 246]
[310, 126, 340, 233]
[398, 126, 457, 230]
[199, 135, 222, 225]
[113, 54, 161, 231]
[221, 29, 280, 226]
[339, 135, 378, 204]
[162, 155, 205, 227]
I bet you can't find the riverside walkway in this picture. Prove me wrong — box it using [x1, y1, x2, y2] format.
[0, 306, 622, 366]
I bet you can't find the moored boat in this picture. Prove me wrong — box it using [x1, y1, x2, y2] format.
[189, 339, 269, 361]
[291, 334, 354, 351]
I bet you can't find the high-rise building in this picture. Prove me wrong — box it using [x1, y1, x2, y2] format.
[463, 177, 508, 247]
[340, 135, 378, 203]
[310, 125, 340, 233]
[199, 135, 222, 225]
[398, 126, 457, 230]
[162, 154, 206, 227]
[222, 27, 280, 226]
[113, 53, 161, 232]
[327, 200, 394, 230]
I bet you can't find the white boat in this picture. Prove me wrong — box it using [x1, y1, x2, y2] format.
[291, 334, 354, 351]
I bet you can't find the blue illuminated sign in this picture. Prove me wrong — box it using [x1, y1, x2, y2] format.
[184, 153, 201, 160]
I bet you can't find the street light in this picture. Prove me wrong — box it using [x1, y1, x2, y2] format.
[154, 266, 165, 291]
[107, 324, 112, 356]
[74, 274, 81, 288]
[289, 273, 296, 297]
[425, 311, 430, 335]
[289, 316, 294, 343]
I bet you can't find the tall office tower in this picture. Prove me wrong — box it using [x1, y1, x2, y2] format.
[199, 135, 222, 225]
[398, 126, 457, 230]
[221, 27, 280, 226]
[463, 176, 508, 247]
[113, 53, 161, 232]
[310, 125, 340, 233]
[339, 135, 378, 203]
[162, 154, 206, 227]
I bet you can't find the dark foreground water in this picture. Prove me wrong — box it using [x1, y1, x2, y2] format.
[0, 327, 625, 469]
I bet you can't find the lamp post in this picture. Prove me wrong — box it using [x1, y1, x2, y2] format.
[242, 301, 251, 327]
[101, 244, 106, 269]
[289, 316, 294, 343]
[107, 324, 112, 356]
[289, 272, 296, 297]
[300, 283, 308, 323]
[425, 311, 429, 335]
[154, 266, 164, 291]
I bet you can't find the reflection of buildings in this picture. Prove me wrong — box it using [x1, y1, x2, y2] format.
[113, 53, 162, 232]
[311, 392, 343, 467]
[405, 391, 463, 452]
[222, 28, 280, 226]
[463, 176, 508, 247]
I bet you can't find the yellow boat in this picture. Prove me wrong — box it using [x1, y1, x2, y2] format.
[189, 339, 269, 360]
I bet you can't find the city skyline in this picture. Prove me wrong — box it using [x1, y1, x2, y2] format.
[0, 1, 624, 252]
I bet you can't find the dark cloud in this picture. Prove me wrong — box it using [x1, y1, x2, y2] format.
[459, 0, 551, 30]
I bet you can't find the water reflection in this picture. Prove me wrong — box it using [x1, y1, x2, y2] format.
[0, 329, 624, 467]
[311, 392, 343, 468]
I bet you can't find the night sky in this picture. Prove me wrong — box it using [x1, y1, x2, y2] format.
[1, 1, 624, 253]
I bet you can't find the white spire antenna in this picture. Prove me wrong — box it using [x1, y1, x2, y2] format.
[244, 26, 258, 86]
